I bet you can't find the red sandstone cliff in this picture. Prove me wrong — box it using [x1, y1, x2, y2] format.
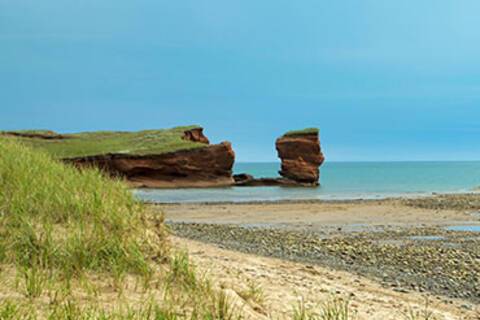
[275, 131, 324, 185]
[68, 128, 235, 188]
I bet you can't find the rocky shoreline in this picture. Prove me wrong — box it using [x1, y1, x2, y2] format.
[168, 221, 480, 305]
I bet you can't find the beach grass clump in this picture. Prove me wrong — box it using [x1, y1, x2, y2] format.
[400, 299, 438, 320]
[238, 279, 265, 307]
[292, 297, 355, 320]
[0, 137, 166, 280]
[166, 250, 198, 291]
[284, 128, 319, 137]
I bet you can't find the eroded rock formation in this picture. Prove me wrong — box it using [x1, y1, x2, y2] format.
[234, 129, 324, 187]
[182, 127, 210, 144]
[6, 125, 324, 189]
[68, 128, 235, 188]
[276, 130, 324, 185]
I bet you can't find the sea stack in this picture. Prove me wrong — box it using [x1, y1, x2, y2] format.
[275, 128, 325, 186]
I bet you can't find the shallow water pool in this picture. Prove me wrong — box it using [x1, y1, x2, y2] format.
[409, 235, 445, 241]
[445, 225, 480, 232]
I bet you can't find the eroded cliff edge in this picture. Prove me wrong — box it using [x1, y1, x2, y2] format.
[67, 128, 235, 188]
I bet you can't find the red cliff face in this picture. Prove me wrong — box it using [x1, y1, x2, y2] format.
[275, 132, 325, 185]
[68, 128, 235, 188]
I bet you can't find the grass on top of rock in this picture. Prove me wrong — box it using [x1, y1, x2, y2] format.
[0, 125, 206, 159]
[284, 128, 319, 137]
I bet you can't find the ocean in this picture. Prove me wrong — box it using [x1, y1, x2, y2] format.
[135, 161, 480, 203]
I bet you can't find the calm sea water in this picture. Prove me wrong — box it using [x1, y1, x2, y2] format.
[135, 161, 480, 203]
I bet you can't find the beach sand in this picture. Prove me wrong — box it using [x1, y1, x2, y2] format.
[157, 198, 478, 230]
[149, 195, 480, 319]
[173, 236, 478, 320]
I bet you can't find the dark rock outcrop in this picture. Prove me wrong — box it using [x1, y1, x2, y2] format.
[233, 173, 255, 185]
[182, 127, 210, 144]
[275, 130, 324, 185]
[2, 130, 68, 140]
[234, 174, 311, 187]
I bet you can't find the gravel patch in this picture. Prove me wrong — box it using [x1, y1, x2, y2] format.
[169, 222, 480, 303]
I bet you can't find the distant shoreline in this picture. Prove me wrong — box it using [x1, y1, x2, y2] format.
[141, 190, 480, 206]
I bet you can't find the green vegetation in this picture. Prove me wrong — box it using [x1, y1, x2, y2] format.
[237, 279, 265, 308]
[284, 128, 319, 137]
[0, 137, 243, 319]
[1, 125, 205, 159]
[401, 299, 438, 320]
[0, 137, 161, 279]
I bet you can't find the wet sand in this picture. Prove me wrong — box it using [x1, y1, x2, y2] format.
[155, 196, 480, 231]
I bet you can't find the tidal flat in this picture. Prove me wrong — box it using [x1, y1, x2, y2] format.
[153, 194, 480, 305]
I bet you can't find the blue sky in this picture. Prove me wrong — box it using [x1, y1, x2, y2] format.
[1, 1, 480, 161]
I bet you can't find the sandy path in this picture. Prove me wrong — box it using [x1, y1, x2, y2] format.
[174, 236, 479, 320]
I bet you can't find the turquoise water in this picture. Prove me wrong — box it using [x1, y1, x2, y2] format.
[136, 161, 480, 203]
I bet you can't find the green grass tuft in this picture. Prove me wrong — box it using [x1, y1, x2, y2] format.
[292, 297, 355, 320]
[401, 299, 438, 320]
[284, 128, 319, 137]
[166, 251, 198, 291]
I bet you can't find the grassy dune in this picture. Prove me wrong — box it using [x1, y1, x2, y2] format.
[0, 137, 158, 277]
[1, 125, 205, 159]
[0, 138, 242, 319]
